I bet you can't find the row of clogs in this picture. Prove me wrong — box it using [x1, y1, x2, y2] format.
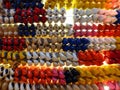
[74, 15, 117, 24]
[0, 81, 117, 90]
[26, 37, 62, 51]
[2, 23, 120, 37]
[45, 0, 120, 9]
[0, 25, 18, 37]
[18, 24, 36, 37]
[12, 64, 120, 85]
[0, 38, 26, 51]
[73, 8, 117, 16]
[14, 8, 46, 16]
[14, 8, 47, 24]
[45, 0, 107, 9]
[2, 8, 120, 24]
[0, 64, 120, 86]
[74, 30, 120, 37]
[26, 37, 62, 45]
[78, 50, 104, 66]
[14, 15, 47, 24]
[73, 24, 120, 37]
[75, 64, 120, 84]
[14, 66, 66, 84]
[47, 15, 66, 23]
[73, 8, 119, 24]
[26, 51, 78, 66]
[62, 37, 120, 51]
[3, 0, 44, 9]
[2, 50, 120, 66]
[0, 50, 78, 66]
[78, 50, 120, 65]
[47, 8, 66, 16]
[62, 38, 90, 51]
[73, 24, 120, 31]
[18, 24, 73, 37]
[88, 37, 116, 51]
[36, 26, 74, 37]
[63, 37, 116, 45]
[88, 43, 116, 51]
[0, 37, 119, 51]
[47, 8, 66, 23]
[1, 51, 26, 60]
[1, 38, 25, 45]
[104, 50, 120, 64]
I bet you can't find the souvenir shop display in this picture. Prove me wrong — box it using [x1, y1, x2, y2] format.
[0, 0, 120, 90]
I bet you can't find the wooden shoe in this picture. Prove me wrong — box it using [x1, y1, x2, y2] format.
[14, 82, 19, 90]
[8, 82, 14, 90]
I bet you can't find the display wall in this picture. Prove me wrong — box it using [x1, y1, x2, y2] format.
[0, 0, 120, 90]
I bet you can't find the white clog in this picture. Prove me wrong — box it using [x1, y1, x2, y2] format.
[59, 53, 67, 61]
[72, 52, 78, 61]
[39, 52, 46, 59]
[46, 52, 51, 61]
[26, 52, 32, 60]
[66, 85, 72, 90]
[40, 59, 45, 66]
[73, 8, 79, 15]
[60, 8, 66, 15]
[8, 82, 14, 90]
[85, 9, 92, 16]
[52, 53, 58, 61]
[26, 83, 31, 90]
[79, 85, 86, 90]
[14, 82, 19, 90]
[73, 85, 80, 90]
[66, 52, 73, 60]
[32, 52, 39, 59]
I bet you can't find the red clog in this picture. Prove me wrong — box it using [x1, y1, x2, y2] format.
[59, 79, 66, 85]
[52, 68, 58, 77]
[27, 16, 33, 24]
[27, 69, 33, 79]
[14, 38, 19, 45]
[22, 67, 27, 76]
[45, 68, 52, 77]
[33, 68, 39, 77]
[7, 38, 12, 45]
[40, 69, 45, 78]
[41, 16, 47, 23]
[27, 8, 32, 16]
[5, 1, 11, 9]
[7, 46, 12, 51]
[33, 77, 39, 84]
[33, 15, 39, 23]
[21, 9, 27, 17]
[21, 76, 27, 82]
[15, 8, 21, 15]
[34, 7, 40, 15]
[40, 9, 46, 15]
[20, 38, 25, 45]
[2, 38, 7, 45]
[52, 77, 57, 84]
[46, 77, 51, 84]
[22, 17, 28, 24]
[15, 68, 21, 77]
